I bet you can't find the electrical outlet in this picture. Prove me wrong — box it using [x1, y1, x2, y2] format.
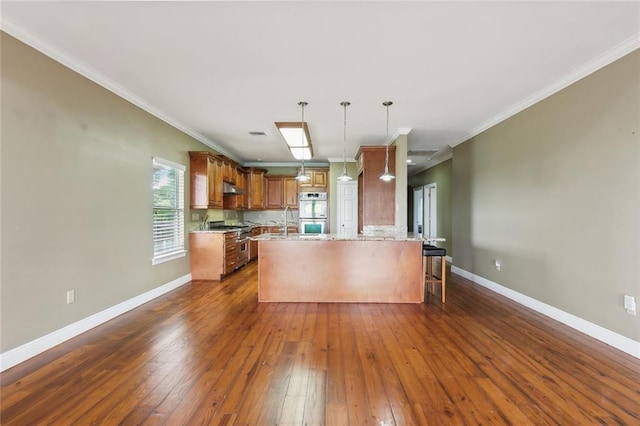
[66, 290, 75, 304]
[494, 260, 501, 271]
[191, 213, 199, 221]
[624, 295, 636, 316]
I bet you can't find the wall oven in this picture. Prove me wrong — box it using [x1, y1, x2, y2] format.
[299, 192, 328, 233]
[299, 219, 327, 235]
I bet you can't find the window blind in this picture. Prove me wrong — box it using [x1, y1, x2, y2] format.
[152, 157, 186, 263]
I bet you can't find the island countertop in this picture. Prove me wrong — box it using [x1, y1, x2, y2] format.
[256, 236, 427, 303]
[251, 232, 444, 242]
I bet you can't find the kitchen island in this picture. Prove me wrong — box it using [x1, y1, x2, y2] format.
[252, 233, 425, 303]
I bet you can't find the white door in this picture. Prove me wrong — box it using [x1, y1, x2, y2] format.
[424, 183, 437, 239]
[413, 187, 424, 236]
[337, 181, 358, 237]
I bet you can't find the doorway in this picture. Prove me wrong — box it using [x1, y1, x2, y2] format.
[413, 183, 437, 238]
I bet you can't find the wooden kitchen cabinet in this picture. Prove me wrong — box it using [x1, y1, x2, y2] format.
[265, 176, 284, 209]
[190, 231, 239, 280]
[298, 168, 328, 191]
[223, 167, 249, 210]
[284, 177, 298, 208]
[247, 168, 267, 209]
[265, 175, 299, 209]
[356, 146, 396, 232]
[222, 159, 236, 184]
[189, 151, 223, 209]
[223, 232, 238, 273]
[236, 168, 249, 209]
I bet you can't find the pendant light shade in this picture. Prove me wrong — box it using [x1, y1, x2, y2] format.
[379, 101, 395, 182]
[338, 101, 353, 182]
[294, 101, 311, 183]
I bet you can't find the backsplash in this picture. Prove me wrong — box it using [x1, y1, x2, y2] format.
[187, 209, 298, 231]
[244, 210, 298, 225]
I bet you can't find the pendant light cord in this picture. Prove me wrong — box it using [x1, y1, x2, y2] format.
[342, 101, 349, 174]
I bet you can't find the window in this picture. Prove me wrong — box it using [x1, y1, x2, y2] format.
[152, 157, 186, 265]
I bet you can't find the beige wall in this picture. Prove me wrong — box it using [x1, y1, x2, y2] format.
[408, 159, 453, 255]
[452, 50, 639, 341]
[0, 33, 213, 352]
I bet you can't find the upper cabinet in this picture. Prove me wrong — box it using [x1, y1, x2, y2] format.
[247, 168, 267, 210]
[189, 151, 223, 209]
[355, 146, 396, 231]
[283, 177, 298, 208]
[190, 152, 304, 211]
[265, 176, 284, 209]
[265, 176, 299, 209]
[298, 168, 328, 191]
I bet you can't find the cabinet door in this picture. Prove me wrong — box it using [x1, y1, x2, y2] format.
[312, 170, 327, 188]
[189, 153, 209, 209]
[222, 160, 236, 183]
[297, 168, 328, 190]
[266, 177, 284, 209]
[283, 177, 298, 208]
[208, 157, 223, 209]
[249, 171, 265, 209]
[237, 169, 249, 209]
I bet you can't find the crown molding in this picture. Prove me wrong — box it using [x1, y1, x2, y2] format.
[450, 33, 640, 147]
[242, 161, 329, 168]
[0, 18, 241, 162]
[407, 150, 453, 177]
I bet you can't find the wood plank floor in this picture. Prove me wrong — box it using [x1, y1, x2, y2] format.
[1, 261, 639, 425]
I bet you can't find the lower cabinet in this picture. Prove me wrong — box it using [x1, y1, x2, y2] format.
[189, 231, 238, 280]
[223, 232, 238, 274]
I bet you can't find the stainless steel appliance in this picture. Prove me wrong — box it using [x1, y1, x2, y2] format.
[209, 221, 251, 268]
[298, 192, 327, 234]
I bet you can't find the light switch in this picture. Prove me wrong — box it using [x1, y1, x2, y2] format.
[624, 295, 636, 315]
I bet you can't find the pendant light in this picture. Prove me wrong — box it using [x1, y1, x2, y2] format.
[338, 101, 353, 182]
[294, 101, 311, 183]
[379, 101, 395, 182]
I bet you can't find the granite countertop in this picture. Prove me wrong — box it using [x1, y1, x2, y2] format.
[250, 233, 436, 242]
[190, 229, 237, 234]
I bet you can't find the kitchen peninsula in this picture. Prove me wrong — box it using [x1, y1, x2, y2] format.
[253, 233, 424, 303]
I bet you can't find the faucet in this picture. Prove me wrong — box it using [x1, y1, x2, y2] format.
[283, 205, 290, 236]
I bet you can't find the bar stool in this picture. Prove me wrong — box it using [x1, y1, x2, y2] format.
[423, 244, 447, 303]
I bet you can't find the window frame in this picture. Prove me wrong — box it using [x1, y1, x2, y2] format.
[152, 156, 187, 265]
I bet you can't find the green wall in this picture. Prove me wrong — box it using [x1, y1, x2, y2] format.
[1, 33, 212, 352]
[452, 50, 639, 341]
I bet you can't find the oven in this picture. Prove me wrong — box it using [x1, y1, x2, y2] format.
[299, 192, 327, 234]
[298, 192, 327, 219]
[299, 219, 327, 235]
[236, 232, 249, 266]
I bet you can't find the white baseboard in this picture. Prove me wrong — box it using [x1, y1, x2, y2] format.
[0, 273, 192, 372]
[451, 266, 640, 359]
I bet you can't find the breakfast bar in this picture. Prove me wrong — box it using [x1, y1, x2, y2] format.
[253, 234, 425, 303]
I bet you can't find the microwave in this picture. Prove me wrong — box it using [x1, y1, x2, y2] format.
[299, 219, 327, 234]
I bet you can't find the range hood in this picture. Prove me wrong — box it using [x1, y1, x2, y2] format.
[223, 181, 244, 195]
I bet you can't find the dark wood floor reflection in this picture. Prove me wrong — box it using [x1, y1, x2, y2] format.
[2, 261, 639, 424]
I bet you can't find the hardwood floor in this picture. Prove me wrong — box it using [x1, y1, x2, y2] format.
[1, 261, 639, 425]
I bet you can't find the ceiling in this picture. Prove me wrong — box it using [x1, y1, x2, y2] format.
[2, 1, 639, 175]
